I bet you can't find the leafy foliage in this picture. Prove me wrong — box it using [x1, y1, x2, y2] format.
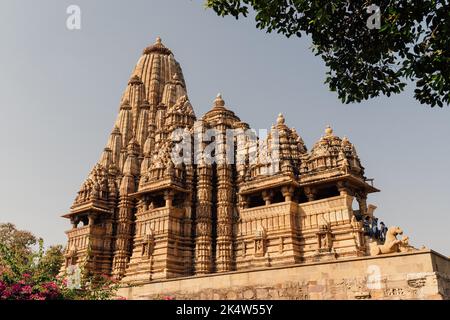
[0, 223, 37, 257]
[0, 223, 122, 300]
[205, 0, 450, 107]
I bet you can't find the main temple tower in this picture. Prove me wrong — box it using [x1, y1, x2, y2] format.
[61, 38, 191, 279]
[62, 38, 380, 282]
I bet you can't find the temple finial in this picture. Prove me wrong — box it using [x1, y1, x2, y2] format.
[214, 93, 225, 107]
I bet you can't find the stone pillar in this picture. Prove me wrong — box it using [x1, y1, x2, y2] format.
[105, 177, 118, 271]
[194, 163, 213, 274]
[262, 190, 273, 206]
[305, 187, 316, 202]
[357, 192, 368, 216]
[184, 164, 194, 275]
[239, 194, 249, 209]
[88, 214, 97, 226]
[164, 190, 174, 208]
[337, 181, 349, 196]
[112, 193, 135, 279]
[281, 186, 294, 202]
[216, 163, 234, 272]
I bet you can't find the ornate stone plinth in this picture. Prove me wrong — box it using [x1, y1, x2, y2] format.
[118, 250, 450, 300]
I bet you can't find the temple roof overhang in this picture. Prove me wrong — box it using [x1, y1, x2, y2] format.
[62, 201, 112, 219]
[133, 179, 190, 197]
[238, 173, 300, 195]
[238, 169, 378, 196]
[299, 171, 379, 194]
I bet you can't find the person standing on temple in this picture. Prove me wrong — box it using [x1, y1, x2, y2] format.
[372, 218, 379, 239]
[363, 216, 371, 236]
[379, 222, 387, 243]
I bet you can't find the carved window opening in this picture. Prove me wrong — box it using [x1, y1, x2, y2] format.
[248, 193, 265, 208]
[271, 189, 284, 204]
[80, 216, 89, 226]
[172, 193, 185, 208]
[71, 219, 80, 229]
[352, 197, 362, 220]
[152, 194, 165, 208]
[295, 188, 308, 203]
[315, 185, 339, 200]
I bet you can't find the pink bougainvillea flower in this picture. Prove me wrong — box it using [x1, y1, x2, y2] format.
[1, 288, 13, 299]
[29, 294, 46, 301]
[11, 283, 22, 295]
[21, 285, 33, 295]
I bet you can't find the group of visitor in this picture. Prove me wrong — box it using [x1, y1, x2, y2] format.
[363, 217, 387, 242]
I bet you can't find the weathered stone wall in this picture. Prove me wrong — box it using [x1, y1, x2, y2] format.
[118, 250, 450, 300]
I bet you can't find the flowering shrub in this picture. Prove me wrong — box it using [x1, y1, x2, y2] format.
[0, 274, 60, 300]
[57, 272, 123, 300]
[0, 239, 123, 300]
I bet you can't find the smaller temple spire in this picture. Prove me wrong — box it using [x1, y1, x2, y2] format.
[128, 75, 143, 85]
[112, 125, 121, 135]
[100, 147, 113, 167]
[120, 99, 131, 110]
[342, 136, 350, 146]
[126, 137, 140, 155]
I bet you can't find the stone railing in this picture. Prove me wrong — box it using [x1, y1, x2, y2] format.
[240, 202, 294, 219]
[239, 202, 297, 235]
[237, 195, 355, 234]
[137, 206, 185, 236]
[65, 226, 90, 251]
[298, 194, 353, 229]
[65, 225, 105, 251]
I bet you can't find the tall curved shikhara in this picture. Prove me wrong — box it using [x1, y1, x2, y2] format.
[61, 38, 380, 283]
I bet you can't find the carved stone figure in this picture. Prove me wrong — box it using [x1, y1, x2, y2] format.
[370, 226, 412, 256]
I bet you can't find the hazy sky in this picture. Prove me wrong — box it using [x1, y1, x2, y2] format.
[0, 0, 448, 255]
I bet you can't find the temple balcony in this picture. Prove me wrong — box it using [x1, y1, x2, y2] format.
[238, 194, 356, 236]
[138, 206, 185, 220]
[240, 201, 295, 220]
[136, 206, 186, 238]
[298, 194, 354, 230]
[65, 224, 105, 252]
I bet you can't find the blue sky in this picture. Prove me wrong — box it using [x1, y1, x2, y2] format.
[0, 0, 448, 255]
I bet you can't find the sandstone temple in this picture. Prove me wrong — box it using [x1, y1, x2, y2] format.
[61, 38, 450, 300]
